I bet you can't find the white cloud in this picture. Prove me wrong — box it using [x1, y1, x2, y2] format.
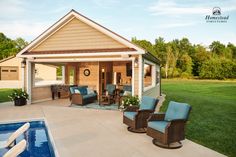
[92, 0, 120, 8]
[0, 0, 27, 18]
[148, 0, 236, 16]
[0, 21, 50, 41]
[158, 22, 198, 29]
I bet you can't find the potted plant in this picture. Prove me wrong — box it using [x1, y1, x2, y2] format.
[9, 89, 29, 106]
[120, 95, 140, 110]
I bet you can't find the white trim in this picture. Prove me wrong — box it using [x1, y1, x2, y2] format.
[31, 57, 135, 63]
[31, 63, 35, 88]
[26, 61, 32, 104]
[21, 67, 24, 90]
[16, 10, 145, 58]
[97, 62, 100, 94]
[138, 55, 143, 99]
[143, 59, 156, 92]
[131, 58, 135, 96]
[19, 51, 140, 58]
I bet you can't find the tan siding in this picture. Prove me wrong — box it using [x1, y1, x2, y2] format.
[0, 57, 22, 80]
[32, 18, 127, 51]
[134, 67, 139, 96]
[0, 57, 21, 67]
[32, 86, 52, 102]
[77, 62, 99, 91]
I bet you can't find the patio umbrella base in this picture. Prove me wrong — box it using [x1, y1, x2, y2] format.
[127, 127, 146, 133]
[152, 139, 182, 149]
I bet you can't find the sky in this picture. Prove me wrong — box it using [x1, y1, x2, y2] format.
[0, 0, 236, 46]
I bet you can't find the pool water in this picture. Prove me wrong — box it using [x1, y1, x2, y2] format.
[0, 121, 55, 157]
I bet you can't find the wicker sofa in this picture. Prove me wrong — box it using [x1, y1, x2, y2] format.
[69, 85, 97, 106]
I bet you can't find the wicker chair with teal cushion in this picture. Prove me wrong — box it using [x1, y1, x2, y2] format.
[120, 85, 132, 96]
[123, 96, 159, 133]
[146, 101, 191, 149]
[103, 84, 116, 104]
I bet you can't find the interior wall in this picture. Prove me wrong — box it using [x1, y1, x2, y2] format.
[112, 61, 132, 85]
[77, 62, 99, 91]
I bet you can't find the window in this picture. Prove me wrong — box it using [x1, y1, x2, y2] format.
[144, 63, 152, 88]
[143, 61, 157, 91]
[34, 63, 64, 87]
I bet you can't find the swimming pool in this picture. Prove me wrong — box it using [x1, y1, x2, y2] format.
[0, 121, 55, 157]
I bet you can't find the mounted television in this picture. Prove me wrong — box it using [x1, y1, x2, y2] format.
[126, 63, 132, 76]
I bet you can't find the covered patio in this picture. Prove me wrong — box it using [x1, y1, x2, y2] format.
[0, 100, 225, 157]
[17, 10, 161, 104]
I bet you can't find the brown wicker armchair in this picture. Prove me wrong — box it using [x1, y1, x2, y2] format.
[146, 101, 191, 149]
[102, 84, 116, 104]
[123, 96, 159, 133]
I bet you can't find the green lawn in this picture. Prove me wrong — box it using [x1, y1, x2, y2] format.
[0, 88, 15, 103]
[161, 79, 236, 157]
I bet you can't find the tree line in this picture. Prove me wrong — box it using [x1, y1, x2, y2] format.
[1, 32, 235, 79]
[0, 32, 28, 60]
[132, 37, 236, 79]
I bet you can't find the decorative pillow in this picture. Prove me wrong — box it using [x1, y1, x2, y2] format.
[87, 88, 95, 94]
[123, 91, 132, 96]
[74, 89, 80, 94]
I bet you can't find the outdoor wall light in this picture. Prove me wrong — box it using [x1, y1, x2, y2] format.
[21, 59, 26, 68]
[134, 58, 138, 68]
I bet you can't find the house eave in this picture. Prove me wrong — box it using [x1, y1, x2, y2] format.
[142, 52, 160, 65]
[16, 9, 146, 58]
[19, 51, 143, 58]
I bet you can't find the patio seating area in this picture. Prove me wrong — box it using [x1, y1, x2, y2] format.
[0, 100, 225, 157]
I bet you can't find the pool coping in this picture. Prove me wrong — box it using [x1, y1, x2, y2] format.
[0, 117, 60, 157]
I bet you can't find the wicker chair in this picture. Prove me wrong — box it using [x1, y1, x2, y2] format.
[123, 96, 159, 133]
[103, 84, 116, 104]
[146, 101, 191, 149]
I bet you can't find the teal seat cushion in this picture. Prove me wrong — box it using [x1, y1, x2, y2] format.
[139, 96, 158, 110]
[123, 85, 132, 92]
[106, 84, 116, 95]
[124, 112, 137, 120]
[69, 86, 78, 94]
[83, 93, 97, 99]
[164, 101, 191, 121]
[78, 87, 87, 95]
[148, 121, 169, 133]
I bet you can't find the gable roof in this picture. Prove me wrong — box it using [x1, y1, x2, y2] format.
[0, 56, 15, 63]
[17, 9, 146, 57]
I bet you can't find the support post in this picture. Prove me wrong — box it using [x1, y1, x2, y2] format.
[26, 60, 32, 104]
[138, 55, 143, 100]
[62, 66, 65, 84]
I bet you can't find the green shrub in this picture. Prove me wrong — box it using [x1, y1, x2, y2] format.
[180, 72, 192, 79]
[199, 58, 236, 79]
[120, 96, 140, 109]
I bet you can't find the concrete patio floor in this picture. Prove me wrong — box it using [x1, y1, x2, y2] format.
[0, 99, 225, 157]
